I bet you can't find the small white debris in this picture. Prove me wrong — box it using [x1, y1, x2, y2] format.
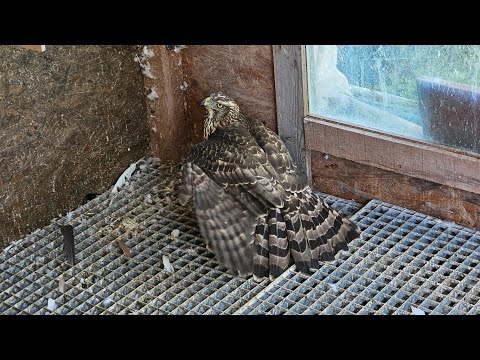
[47, 298, 57, 312]
[103, 297, 114, 306]
[80, 278, 85, 284]
[185, 248, 197, 256]
[328, 283, 339, 293]
[66, 211, 74, 222]
[134, 48, 157, 79]
[139, 164, 147, 170]
[179, 81, 188, 91]
[162, 255, 174, 273]
[134, 46, 154, 63]
[171, 229, 180, 238]
[173, 45, 187, 54]
[142, 46, 154, 59]
[112, 161, 139, 193]
[435, 218, 458, 228]
[140, 61, 157, 79]
[144, 194, 154, 204]
[322, 153, 330, 160]
[411, 306, 425, 315]
[58, 275, 65, 293]
[147, 88, 159, 101]
[252, 275, 263, 283]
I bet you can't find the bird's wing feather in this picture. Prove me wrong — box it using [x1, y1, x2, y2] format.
[188, 162, 258, 274]
[186, 123, 290, 210]
[245, 118, 306, 193]
[179, 122, 298, 274]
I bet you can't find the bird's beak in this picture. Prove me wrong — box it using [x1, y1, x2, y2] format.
[201, 97, 211, 108]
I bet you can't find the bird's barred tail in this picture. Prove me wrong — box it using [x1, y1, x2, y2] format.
[252, 188, 361, 280]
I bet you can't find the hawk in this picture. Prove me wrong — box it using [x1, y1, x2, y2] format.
[179, 92, 361, 280]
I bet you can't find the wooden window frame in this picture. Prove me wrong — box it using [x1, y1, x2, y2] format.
[273, 45, 480, 195]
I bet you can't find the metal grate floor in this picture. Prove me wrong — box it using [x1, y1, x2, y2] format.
[238, 201, 480, 314]
[1, 157, 479, 315]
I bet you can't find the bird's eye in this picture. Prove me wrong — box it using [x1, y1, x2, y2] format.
[217, 103, 223, 108]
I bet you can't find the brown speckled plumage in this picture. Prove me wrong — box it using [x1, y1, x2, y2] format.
[179, 93, 361, 280]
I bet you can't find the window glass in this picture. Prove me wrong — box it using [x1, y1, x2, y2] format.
[306, 45, 480, 154]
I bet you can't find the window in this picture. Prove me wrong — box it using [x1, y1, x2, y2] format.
[272, 45, 480, 196]
[306, 45, 480, 154]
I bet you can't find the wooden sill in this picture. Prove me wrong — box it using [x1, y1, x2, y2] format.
[304, 115, 480, 195]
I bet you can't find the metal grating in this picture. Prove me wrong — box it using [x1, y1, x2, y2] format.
[2, 158, 479, 315]
[0, 157, 361, 315]
[237, 200, 480, 315]
[316, 192, 363, 219]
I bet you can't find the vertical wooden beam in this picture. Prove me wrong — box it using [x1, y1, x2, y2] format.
[146, 45, 189, 164]
[273, 45, 309, 182]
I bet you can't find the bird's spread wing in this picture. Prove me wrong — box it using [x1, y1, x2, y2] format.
[185, 161, 258, 274]
[179, 122, 295, 274]
[188, 123, 292, 210]
[179, 118, 360, 278]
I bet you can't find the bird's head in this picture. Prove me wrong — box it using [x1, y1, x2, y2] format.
[201, 92, 240, 139]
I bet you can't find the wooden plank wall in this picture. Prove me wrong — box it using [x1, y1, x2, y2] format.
[305, 118, 480, 195]
[148, 45, 277, 162]
[0, 45, 150, 247]
[311, 152, 480, 229]
[181, 45, 277, 145]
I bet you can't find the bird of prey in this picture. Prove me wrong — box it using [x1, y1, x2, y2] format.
[179, 92, 361, 280]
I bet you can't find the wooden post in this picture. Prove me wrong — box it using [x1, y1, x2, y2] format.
[146, 45, 190, 164]
[273, 45, 309, 183]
